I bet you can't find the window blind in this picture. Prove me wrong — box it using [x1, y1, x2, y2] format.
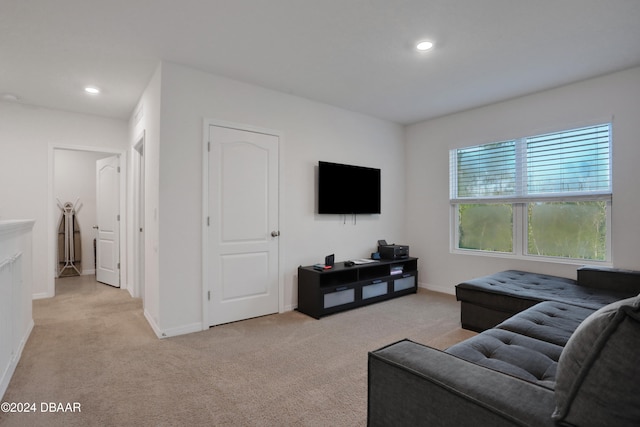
[453, 140, 516, 199]
[450, 123, 611, 203]
[526, 124, 611, 196]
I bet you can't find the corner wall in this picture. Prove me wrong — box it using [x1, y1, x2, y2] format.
[128, 65, 162, 333]
[405, 66, 640, 294]
[141, 61, 406, 335]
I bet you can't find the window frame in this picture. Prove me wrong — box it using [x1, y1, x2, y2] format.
[451, 201, 612, 264]
[449, 123, 612, 265]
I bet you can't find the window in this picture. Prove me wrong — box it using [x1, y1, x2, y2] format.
[450, 123, 611, 262]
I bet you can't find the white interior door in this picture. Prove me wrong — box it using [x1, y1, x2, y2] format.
[96, 155, 120, 287]
[208, 125, 279, 326]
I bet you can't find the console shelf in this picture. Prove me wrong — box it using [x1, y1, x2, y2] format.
[297, 257, 418, 318]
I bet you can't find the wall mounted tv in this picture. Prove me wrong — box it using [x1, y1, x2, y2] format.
[318, 161, 381, 214]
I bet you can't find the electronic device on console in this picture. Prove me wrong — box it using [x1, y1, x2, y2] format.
[377, 239, 409, 260]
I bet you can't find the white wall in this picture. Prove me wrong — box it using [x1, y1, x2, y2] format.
[137, 61, 406, 336]
[54, 149, 114, 275]
[0, 102, 128, 297]
[129, 65, 162, 330]
[406, 66, 640, 294]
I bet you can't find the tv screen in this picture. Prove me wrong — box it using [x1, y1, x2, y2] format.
[318, 161, 381, 214]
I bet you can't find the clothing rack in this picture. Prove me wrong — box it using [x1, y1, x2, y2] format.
[57, 198, 82, 277]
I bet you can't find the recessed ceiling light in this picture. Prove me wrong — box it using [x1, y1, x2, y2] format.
[84, 86, 100, 94]
[416, 41, 434, 51]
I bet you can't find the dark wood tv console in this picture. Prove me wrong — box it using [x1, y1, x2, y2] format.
[297, 257, 418, 318]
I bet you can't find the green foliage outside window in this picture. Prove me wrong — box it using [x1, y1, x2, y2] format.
[528, 201, 607, 260]
[457, 201, 607, 260]
[458, 204, 513, 252]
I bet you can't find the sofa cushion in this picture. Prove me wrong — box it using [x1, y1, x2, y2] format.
[553, 294, 640, 426]
[445, 328, 562, 388]
[496, 301, 595, 346]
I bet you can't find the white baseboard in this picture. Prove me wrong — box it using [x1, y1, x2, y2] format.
[418, 281, 455, 296]
[160, 322, 203, 338]
[0, 319, 34, 400]
[143, 310, 202, 339]
[32, 291, 52, 300]
[143, 310, 162, 338]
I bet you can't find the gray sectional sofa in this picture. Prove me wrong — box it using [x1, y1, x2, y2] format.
[368, 267, 640, 426]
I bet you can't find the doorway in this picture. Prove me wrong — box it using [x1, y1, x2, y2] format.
[48, 145, 126, 297]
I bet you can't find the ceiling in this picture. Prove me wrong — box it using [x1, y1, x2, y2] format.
[2, 0, 640, 125]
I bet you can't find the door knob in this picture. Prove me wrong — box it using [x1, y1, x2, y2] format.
[271, 231, 280, 237]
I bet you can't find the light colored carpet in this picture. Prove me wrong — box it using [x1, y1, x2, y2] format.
[1, 275, 475, 427]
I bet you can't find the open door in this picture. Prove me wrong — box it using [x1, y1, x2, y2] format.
[96, 155, 120, 287]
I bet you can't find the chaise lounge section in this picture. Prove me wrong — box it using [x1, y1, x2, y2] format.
[368, 267, 640, 426]
[455, 267, 640, 332]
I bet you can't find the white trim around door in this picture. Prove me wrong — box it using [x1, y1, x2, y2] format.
[201, 119, 285, 330]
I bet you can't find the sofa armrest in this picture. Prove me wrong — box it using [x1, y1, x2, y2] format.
[368, 339, 556, 427]
[578, 266, 640, 295]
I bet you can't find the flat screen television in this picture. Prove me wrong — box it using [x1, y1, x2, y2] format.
[318, 161, 381, 214]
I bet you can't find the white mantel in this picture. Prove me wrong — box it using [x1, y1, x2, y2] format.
[0, 219, 35, 399]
